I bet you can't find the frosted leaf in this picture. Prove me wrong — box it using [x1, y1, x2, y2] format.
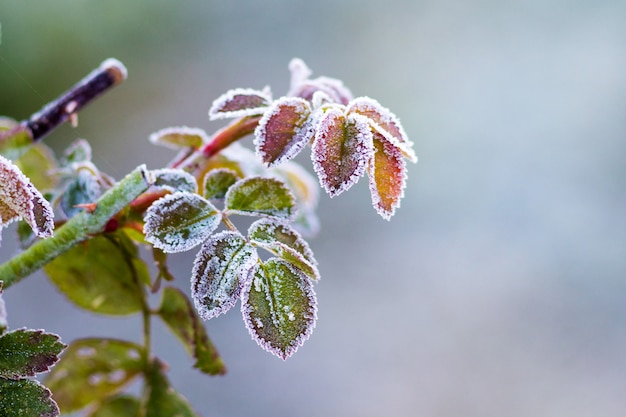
[0, 154, 54, 244]
[287, 59, 353, 105]
[0, 329, 66, 379]
[367, 131, 407, 220]
[149, 168, 198, 193]
[248, 219, 319, 282]
[225, 176, 296, 219]
[149, 126, 207, 150]
[202, 168, 239, 200]
[61, 138, 92, 165]
[311, 91, 333, 109]
[347, 97, 417, 163]
[60, 169, 102, 218]
[311, 109, 374, 197]
[209, 88, 272, 120]
[191, 231, 257, 320]
[144, 192, 221, 253]
[241, 258, 317, 360]
[253, 97, 314, 167]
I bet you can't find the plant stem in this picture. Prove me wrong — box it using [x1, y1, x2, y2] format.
[0, 165, 152, 289]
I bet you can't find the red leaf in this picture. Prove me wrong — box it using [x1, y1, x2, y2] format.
[254, 97, 313, 167]
[209, 88, 271, 120]
[311, 109, 373, 197]
[367, 131, 407, 220]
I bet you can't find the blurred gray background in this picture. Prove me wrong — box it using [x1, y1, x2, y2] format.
[2, 1, 626, 416]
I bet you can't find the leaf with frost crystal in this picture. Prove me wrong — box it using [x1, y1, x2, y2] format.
[149, 168, 198, 193]
[44, 338, 144, 413]
[202, 168, 239, 200]
[44, 233, 148, 315]
[0, 378, 59, 417]
[225, 176, 295, 219]
[149, 126, 207, 150]
[248, 219, 320, 282]
[347, 97, 417, 163]
[60, 169, 102, 218]
[0, 329, 66, 379]
[0, 154, 54, 245]
[311, 108, 373, 197]
[368, 132, 407, 220]
[241, 259, 317, 360]
[87, 395, 140, 417]
[158, 287, 226, 375]
[209, 88, 272, 120]
[61, 138, 92, 166]
[253, 96, 314, 166]
[191, 231, 257, 320]
[145, 359, 198, 417]
[287, 58, 353, 105]
[144, 192, 221, 253]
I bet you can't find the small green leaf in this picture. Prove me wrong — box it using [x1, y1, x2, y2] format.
[60, 139, 92, 166]
[60, 169, 102, 218]
[44, 233, 146, 315]
[248, 219, 319, 281]
[0, 378, 59, 417]
[311, 108, 373, 197]
[86, 394, 140, 417]
[44, 338, 144, 413]
[149, 168, 198, 194]
[253, 96, 313, 166]
[0, 121, 34, 160]
[158, 287, 226, 375]
[209, 88, 272, 120]
[202, 168, 239, 200]
[144, 192, 222, 253]
[191, 231, 257, 320]
[15, 143, 59, 192]
[145, 359, 198, 417]
[225, 177, 295, 219]
[0, 329, 65, 379]
[149, 126, 207, 150]
[241, 258, 317, 360]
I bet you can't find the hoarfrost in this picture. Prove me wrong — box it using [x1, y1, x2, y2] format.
[253, 97, 314, 167]
[150, 168, 198, 194]
[143, 192, 221, 253]
[367, 132, 407, 220]
[311, 109, 373, 197]
[191, 231, 257, 320]
[287, 59, 353, 105]
[202, 168, 239, 200]
[208, 88, 272, 120]
[0, 154, 54, 244]
[224, 176, 296, 220]
[148, 126, 208, 150]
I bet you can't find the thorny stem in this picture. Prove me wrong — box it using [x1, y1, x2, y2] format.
[0, 165, 152, 288]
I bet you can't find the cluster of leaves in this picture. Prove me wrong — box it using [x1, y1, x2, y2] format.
[0, 284, 66, 417]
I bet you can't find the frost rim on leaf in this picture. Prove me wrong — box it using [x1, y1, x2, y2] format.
[367, 133, 407, 220]
[209, 88, 272, 120]
[148, 126, 208, 150]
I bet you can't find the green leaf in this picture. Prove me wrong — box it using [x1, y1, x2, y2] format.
[86, 394, 140, 417]
[241, 258, 317, 360]
[149, 126, 207, 150]
[15, 143, 59, 192]
[44, 338, 144, 413]
[248, 219, 319, 281]
[202, 168, 239, 200]
[60, 169, 102, 218]
[60, 139, 92, 166]
[311, 108, 373, 197]
[145, 359, 198, 417]
[0, 329, 65, 379]
[253, 96, 313, 166]
[0, 121, 34, 160]
[143, 192, 222, 253]
[0, 378, 59, 417]
[191, 231, 257, 320]
[225, 176, 295, 219]
[158, 287, 226, 375]
[44, 233, 146, 315]
[149, 168, 198, 194]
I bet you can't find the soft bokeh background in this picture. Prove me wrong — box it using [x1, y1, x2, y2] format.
[2, 1, 626, 416]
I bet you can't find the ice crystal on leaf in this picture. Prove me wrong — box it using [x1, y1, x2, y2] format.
[144, 192, 221, 253]
[191, 231, 257, 320]
[0, 154, 54, 245]
[254, 97, 314, 167]
[225, 176, 295, 219]
[241, 258, 317, 360]
[368, 131, 407, 220]
[149, 126, 207, 150]
[311, 108, 373, 197]
[202, 168, 239, 200]
[287, 58, 353, 105]
[149, 168, 198, 194]
[60, 169, 102, 218]
[209, 88, 272, 120]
